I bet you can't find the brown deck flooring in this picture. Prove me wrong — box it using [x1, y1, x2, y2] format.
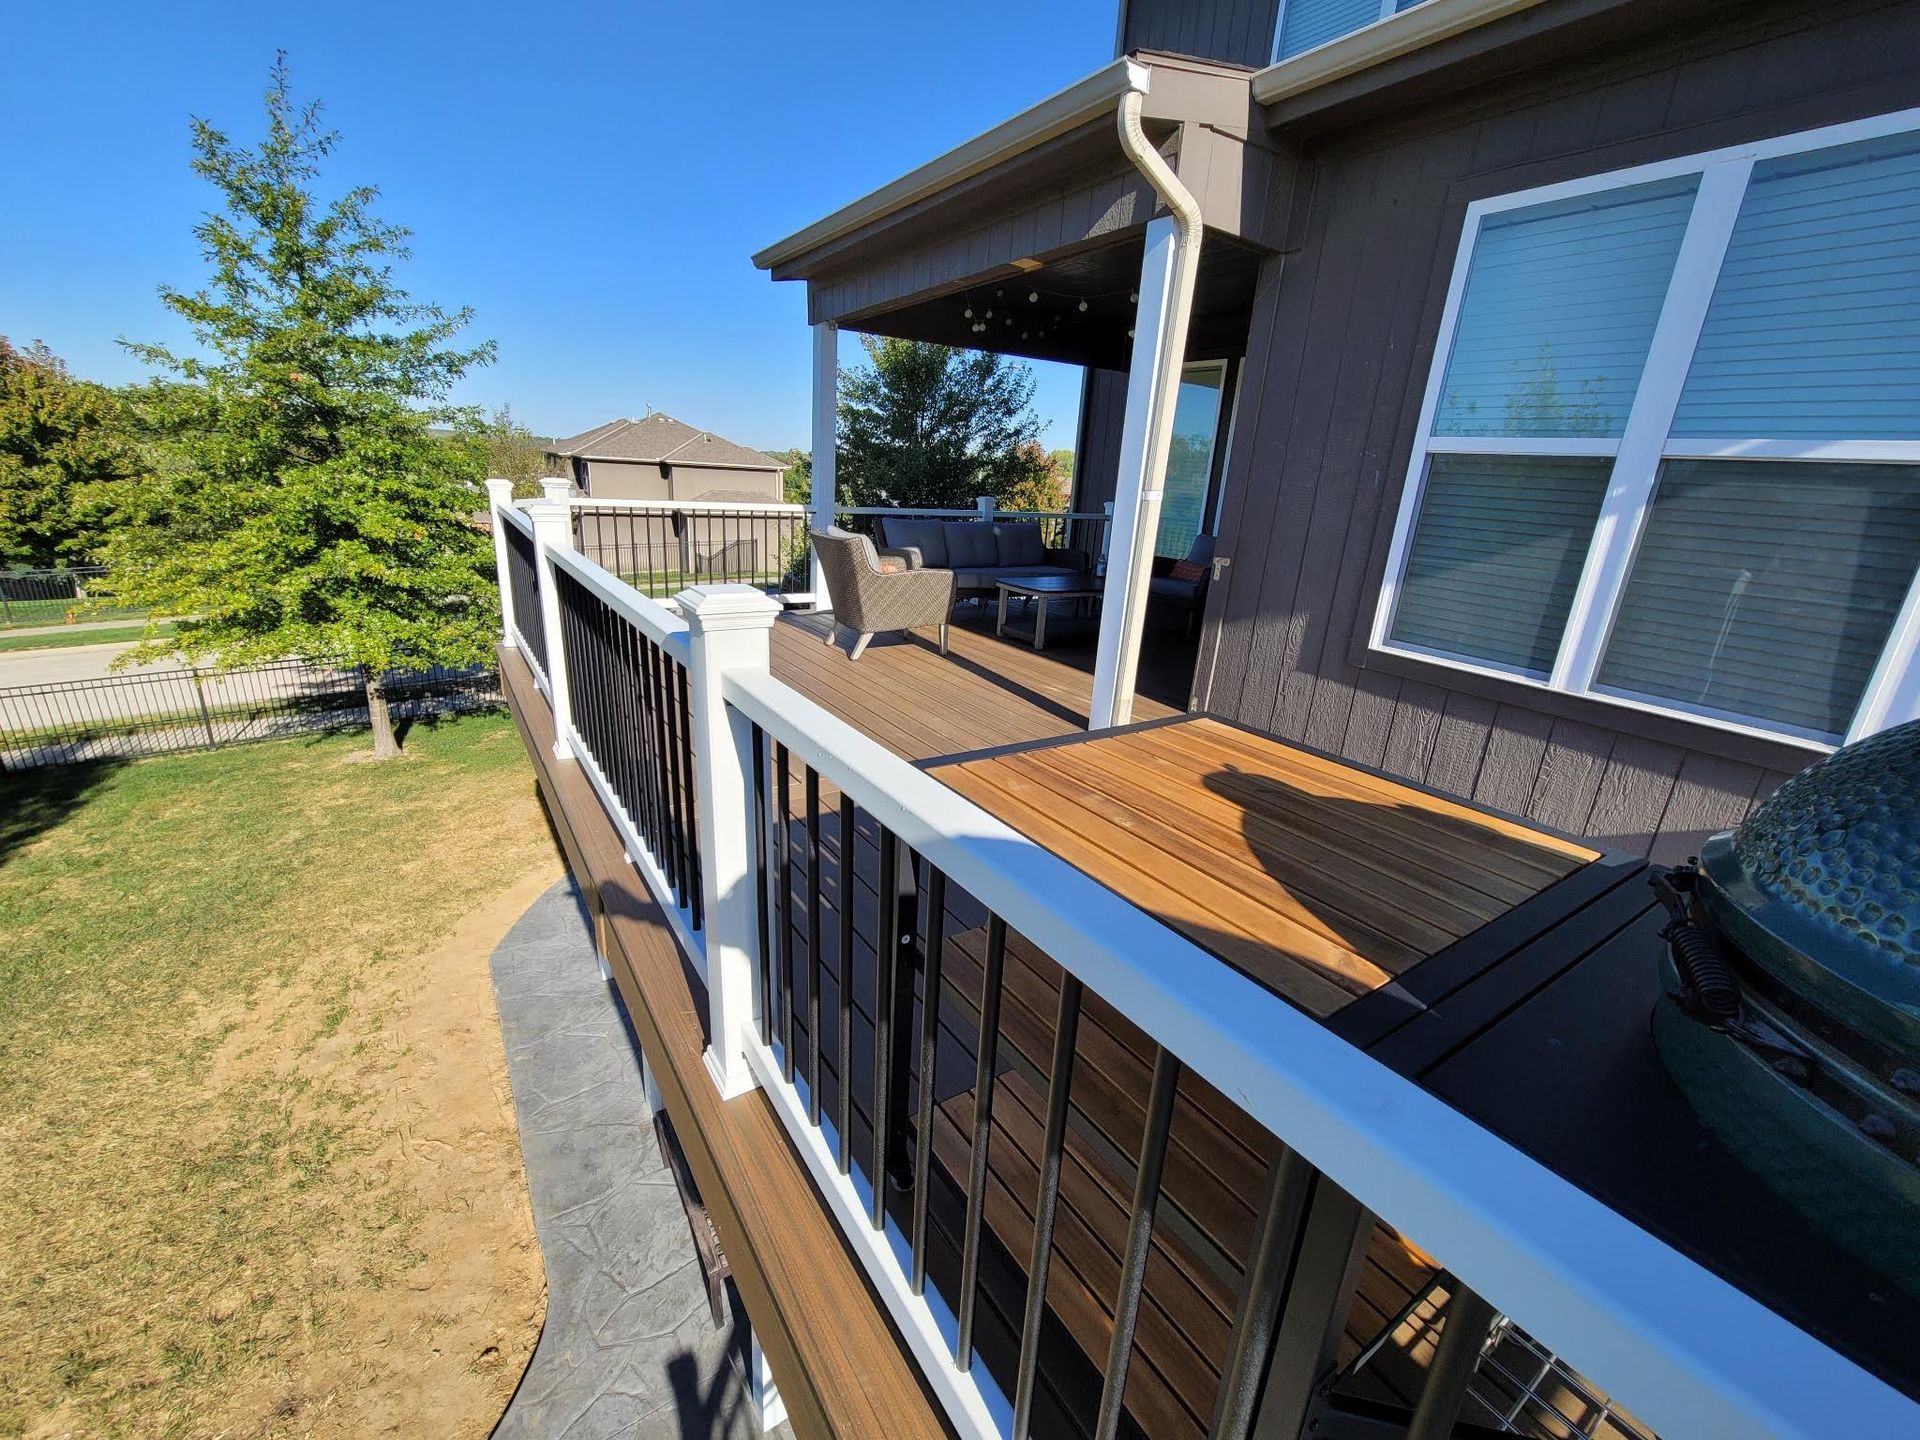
[770, 607, 1183, 763]
[935, 716, 1596, 1020]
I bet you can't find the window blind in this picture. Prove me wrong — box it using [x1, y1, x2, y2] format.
[1597, 459, 1920, 739]
[1390, 454, 1611, 674]
[1671, 131, 1920, 441]
[1276, 0, 1388, 59]
[1434, 177, 1699, 438]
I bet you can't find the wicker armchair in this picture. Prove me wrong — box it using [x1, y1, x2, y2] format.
[811, 529, 955, 660]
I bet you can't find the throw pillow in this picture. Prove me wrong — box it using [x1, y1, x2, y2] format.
[1169, 558, 1208, 583]
[876, 558, 905, 574]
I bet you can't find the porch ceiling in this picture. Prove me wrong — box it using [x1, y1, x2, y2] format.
[843, 229, 1266, 371]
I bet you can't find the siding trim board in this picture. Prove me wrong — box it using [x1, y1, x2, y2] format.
[1201, 0, 1920, 856]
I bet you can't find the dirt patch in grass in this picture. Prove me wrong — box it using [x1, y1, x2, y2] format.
[0, 713, 563, 1437]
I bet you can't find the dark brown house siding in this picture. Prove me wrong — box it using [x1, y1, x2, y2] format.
[1071, 367, 1130, 514]
[1197, 0, 1920, 861]
[1121, 0, 1280, 68]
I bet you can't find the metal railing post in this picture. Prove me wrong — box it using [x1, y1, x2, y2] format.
[529, 499, 576, 760]
[483, 478, 517, 649]
[678, 583, 782, 1100]
[976, 494, 997, 522]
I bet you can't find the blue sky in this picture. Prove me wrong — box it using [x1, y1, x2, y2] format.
[1, 1, 1116, 455]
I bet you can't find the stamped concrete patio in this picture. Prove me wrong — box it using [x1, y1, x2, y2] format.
[490, 878, 786, 1440]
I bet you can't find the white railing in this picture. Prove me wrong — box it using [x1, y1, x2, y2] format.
[481, 478, 1917, 1440]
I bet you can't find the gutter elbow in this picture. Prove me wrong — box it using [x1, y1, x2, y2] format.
[1116, 86, 1203, 245]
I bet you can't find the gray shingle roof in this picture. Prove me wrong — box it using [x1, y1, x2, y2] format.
[546, 414, 785, 471]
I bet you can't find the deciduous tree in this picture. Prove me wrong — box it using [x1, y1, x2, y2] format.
[106, 57, 498, 758]
[0, 338, 134, 568]
[836, 337, 1050, 510]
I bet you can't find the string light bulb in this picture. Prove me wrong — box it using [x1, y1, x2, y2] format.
[963, 307, 973, 319]
[1077, 299, 1088, 313]
[1129, 291, 1138, 304]
[1028, 291, 1038, 303]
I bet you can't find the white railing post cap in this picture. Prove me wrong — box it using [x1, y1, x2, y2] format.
[678, 584, 783, 634]
[483, 477, 515, 504]
[538, 476, 573, 504]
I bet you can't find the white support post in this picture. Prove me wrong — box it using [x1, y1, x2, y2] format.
[1092, 215, 1194, 730]
[976, 494, 997, 522]
[484, 478, 516, 649]
[810, 322, 838, 608]
[750, 1330, 789, 1434]
[529, 500, 576, 760]
[539, 476, 573, 505]
[679, 583, 783, 1100]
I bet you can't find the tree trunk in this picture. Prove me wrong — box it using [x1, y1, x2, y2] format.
[366, 671, 399, 759]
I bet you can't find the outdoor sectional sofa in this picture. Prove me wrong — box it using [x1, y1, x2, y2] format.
[875, 516, 1088, 599]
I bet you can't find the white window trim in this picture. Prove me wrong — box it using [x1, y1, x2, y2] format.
[1371, 104, 1920, 753]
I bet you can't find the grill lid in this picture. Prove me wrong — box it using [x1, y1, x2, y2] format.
[1696, 718, 1920, 1057]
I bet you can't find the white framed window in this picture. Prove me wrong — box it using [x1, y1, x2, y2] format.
[1272, 0, 1429, 64]
[1372, 108, 1920, 751]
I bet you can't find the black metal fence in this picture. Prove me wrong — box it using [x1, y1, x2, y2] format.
[0, 660, 499, 770]
[554, 566, 702, 930]
[572, 505, 810, 599]
[501, 515, 548, 678]
[0, 566, 115, 629]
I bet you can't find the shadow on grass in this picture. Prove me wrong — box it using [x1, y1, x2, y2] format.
[0, 757, 124, 865]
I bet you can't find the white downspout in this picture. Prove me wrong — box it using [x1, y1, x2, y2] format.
[1090, 80, 1205, 729]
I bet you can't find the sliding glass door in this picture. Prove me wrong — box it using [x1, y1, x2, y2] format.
[1155, 362, 1231, 560]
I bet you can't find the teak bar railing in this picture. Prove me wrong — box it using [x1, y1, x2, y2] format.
[483, 480, 1915, 1440]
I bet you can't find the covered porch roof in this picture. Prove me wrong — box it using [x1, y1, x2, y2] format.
[752, 51, 1293, 361]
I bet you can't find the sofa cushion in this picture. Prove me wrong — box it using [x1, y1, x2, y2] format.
[943, 521, 1000, 569]
[880, 517, 947, 568]
[993, 521, 1047, 568]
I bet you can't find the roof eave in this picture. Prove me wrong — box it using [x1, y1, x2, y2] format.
[1249, 0, 1549, 105]
[752, 56, 1153, 274]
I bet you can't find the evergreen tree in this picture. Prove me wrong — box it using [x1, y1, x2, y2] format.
[836, 337, 1049, 510]
[0, 338, 134, 568]
[107, 57, 497, 758]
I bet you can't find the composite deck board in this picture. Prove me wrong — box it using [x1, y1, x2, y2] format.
[770, 610, 1178, 763]
[937, 716, 1595, 1020]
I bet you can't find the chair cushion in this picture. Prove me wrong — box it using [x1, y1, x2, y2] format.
[944, 521, 1000, 569]
[881, 517, 947, 568]
[1186, 533, 1217, 567]
[1150, 574, 1200, 601]
[993, 521, 1047, 568]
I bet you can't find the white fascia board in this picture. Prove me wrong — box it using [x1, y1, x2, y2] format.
[752, 57, 1152, 272]
[1252, 0, 1550, 105]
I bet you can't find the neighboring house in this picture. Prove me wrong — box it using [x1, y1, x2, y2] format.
[757, 0, 1920, 864]
[546, 413, 788, 504]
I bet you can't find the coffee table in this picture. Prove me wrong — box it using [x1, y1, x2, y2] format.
[994, 575, 1102, 651]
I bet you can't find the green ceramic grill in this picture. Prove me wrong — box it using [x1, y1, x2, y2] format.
[1653, 718, 1920, 1297]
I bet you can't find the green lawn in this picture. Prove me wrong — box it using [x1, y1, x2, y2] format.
[0, 621, 176, 654]
[0, 713, 558, 1437]
[0, 599, 147, 630]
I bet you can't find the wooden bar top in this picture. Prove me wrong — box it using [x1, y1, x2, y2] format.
[933, 716, 1598, 1019]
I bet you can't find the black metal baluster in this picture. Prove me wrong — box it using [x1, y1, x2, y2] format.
[871, 826, 901, 1230]
[645, 640, 678, 894]
[1012, 972, 1083, 1440]
[805, 766, 823, 1123]
[886, 851, 920, 1194]
[1094, 1048, 1182, 1440]
[661, 650, 690, 905]
[634, 631, 660, 854]
[676, 663, 701, 929]
[1208, 1145, 1317, 1440]
[908, 867, 947, 1295]
[955, 914, 1007, 1370]
[836, 792, 855, 1174]
[752, 727, 773, 1046]
[775, 744, 794, 1073]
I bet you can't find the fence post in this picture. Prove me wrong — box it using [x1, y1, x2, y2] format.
[483, 478, 517, 650]
[529, 500, 576, 761]
[190, 666, 217, 750]
[679, 583, 782, 1100]
[976, 495, 997, 522]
